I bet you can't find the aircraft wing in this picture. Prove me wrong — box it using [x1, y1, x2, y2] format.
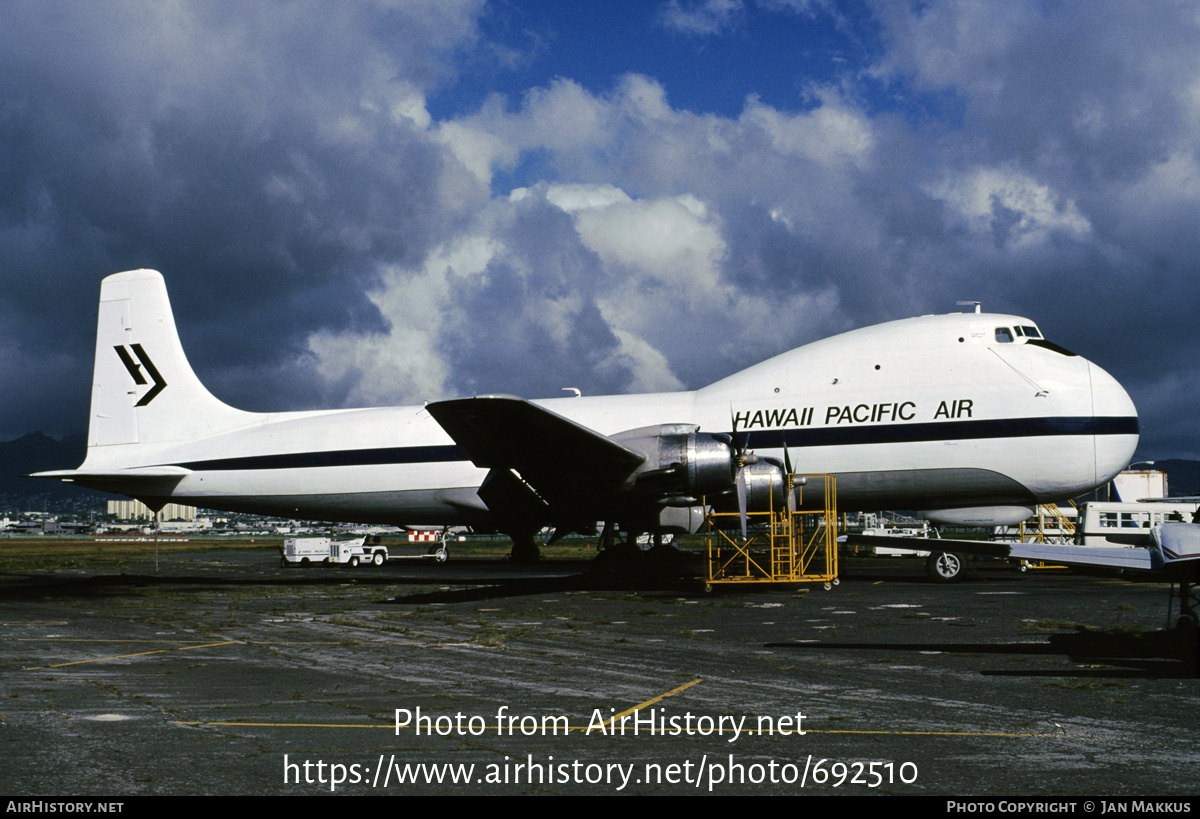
[1006, 543, 1154, 571]
[846, 533, 1155, 571]
[846, 534, 1012, 559]
[426, 396, 647, 515]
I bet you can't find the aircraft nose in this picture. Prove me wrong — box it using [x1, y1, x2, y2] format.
[1088, 359, 1139, 485]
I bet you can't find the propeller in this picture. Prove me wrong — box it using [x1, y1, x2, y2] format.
[726, 411, 802, 540]
[782, 435, 796, 515]
[730, 409, 758, 543]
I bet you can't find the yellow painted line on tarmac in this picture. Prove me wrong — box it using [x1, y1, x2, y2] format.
[589, 678, 704, 734]
[177, 721, 396, 728]
[26, 641, 240, 670]
[177, 678, 710, 732]
[176, 674, 1049, 737]
[19, 636, 503, 671]
[803, 728, 1047, 737]
[15, 637, 354, 643]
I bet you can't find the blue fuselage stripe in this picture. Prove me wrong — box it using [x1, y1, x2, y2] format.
[176, 445, 464, 471]
[751, 415, 1138, 449]
[169, 415, 1137, 472]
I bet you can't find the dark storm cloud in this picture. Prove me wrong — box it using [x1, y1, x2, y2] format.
[4, 0, 1200, 465]
[865, 0, 1200, 457]
[0, 1, 488, 436]
[437, 192, 634, 399]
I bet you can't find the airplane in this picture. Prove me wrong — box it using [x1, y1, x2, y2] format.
[852, 518, 1200, 633]
[35, 269, 1139, 564]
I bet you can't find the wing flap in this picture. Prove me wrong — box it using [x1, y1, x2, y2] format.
[426, 396, 646, 514]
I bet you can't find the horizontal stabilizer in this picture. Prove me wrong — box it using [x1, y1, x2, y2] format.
[30, 466, 190, 499]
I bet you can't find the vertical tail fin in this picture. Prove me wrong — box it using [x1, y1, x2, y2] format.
[86, 269, 253, 454]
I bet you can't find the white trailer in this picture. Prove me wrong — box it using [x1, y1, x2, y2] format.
[279, 536, 388, 567]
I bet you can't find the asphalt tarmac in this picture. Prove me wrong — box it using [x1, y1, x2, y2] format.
[2, 548, 1197, 796]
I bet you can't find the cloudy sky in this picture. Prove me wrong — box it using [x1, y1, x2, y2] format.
[2, 0, 1198, 460]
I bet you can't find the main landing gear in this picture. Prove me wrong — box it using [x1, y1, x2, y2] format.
[926, 551, 968, 583]
[507, 531, 542, 564]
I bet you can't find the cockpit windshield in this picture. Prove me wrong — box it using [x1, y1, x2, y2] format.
[994, 324, 1043, 343]
[993, 323, 1076, 356]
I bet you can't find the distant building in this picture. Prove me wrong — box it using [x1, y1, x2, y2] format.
[1112, 469, 1168, 501]
[107, 500, 197, 522]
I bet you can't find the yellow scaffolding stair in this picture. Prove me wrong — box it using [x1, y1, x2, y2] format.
[1017, 501, 1076, 570]
[704, 473, 839, 589]
[1018, 501, 1076, 544]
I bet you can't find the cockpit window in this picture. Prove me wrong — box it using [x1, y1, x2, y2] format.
[995, 327, 1014, 343]
[1018, 325, 1041, 339]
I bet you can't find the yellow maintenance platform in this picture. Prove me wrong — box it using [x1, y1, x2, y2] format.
[705, 473, 839, 589]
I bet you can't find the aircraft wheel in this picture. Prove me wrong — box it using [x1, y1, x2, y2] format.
[430, 546, 448, 563]
[372, 551, 385, 566]
[349, 555, 360, 567]
[928, 552, 966, 583]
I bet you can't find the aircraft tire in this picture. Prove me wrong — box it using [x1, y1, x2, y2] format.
[927, 552, 966, 583]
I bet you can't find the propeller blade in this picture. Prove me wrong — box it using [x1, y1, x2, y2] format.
[736, 466, 748, 543]
[729, 406, 748, 461]
[783, 437, 796, 514]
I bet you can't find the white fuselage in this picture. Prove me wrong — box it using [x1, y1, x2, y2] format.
[76, 310, 1137, 527]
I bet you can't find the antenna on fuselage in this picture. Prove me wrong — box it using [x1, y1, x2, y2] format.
[956, 300, 981, 314]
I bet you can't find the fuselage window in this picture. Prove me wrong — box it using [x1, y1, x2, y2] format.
[995, 327, 1014, 343]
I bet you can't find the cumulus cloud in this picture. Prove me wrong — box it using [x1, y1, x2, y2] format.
[658, 0, 745, 36]
[927, 166, 1092, 250]
[3, 0, 1200, 462]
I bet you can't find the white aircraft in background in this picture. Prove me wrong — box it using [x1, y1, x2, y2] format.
[37, 269, 1138, 562]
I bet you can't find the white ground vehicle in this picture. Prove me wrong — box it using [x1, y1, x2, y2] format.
[280, 536, 388, 567]
[1073, 501, 1199, 547]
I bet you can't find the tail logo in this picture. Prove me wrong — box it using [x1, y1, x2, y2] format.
[114, 344, 167, 406]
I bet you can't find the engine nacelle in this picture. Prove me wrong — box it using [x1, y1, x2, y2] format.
[611, 424, 791, 513]
[612, 424, 736, 504]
